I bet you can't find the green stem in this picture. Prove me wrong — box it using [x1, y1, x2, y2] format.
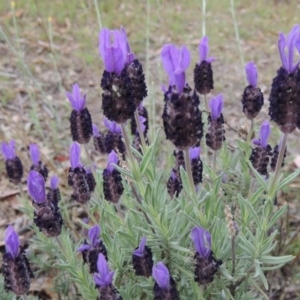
[93, 0, 103, 30]
[212, 150, 217, 176]
[134, 110, 146, 151]
[184, 149, 196, 193]
[115, 203, 125, 221]
[269, 133, 288, 198]
[204, 94, 209, 113]
[121, 123, 135, 165]
[202, 0, 206, 37]
[246, 119, 254, 144]
[22, 295, 27, 300]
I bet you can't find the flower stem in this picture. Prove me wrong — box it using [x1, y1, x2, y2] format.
[134, 110, 146, 151]
[246, 118, 254, 144]
[121, 123, 135, 164]
[204, 94, 209, 113]
[202, 0, 206, 37]
[184, 149, 196, 193]
[269, 133, 288, 198]
[115, 203, 124, 221]
[213, 150, 217, 176]
[231, 236, 236, 276]
[22, 295, 27, 300]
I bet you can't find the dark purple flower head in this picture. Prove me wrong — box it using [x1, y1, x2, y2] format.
[209, 94, 223, 120]
[29, 143, 40, 166]
[93, 253, 114, 287]
[245, 62, 258, 87]
[133, 236, 146, 257]
[252, 121, 271, 149]
[191, 227, 211, 259]
[152, 262, 170, 289]
[189, 146, 201, 160]
[1, 140, 15, 160]
[92, 124, 100, 137]
[5, 225, 19, 259]
[66, 84, 86, 112]
[27, 170, 46, 203]
[198, 36, 215, 63]
[70, 142, 82, 170]
[107, 150, 118, 173]
[104, 118, 122, 134]
[278, 25, 300, 74]
[161, 44, 190, 94]
[50, 175, 59, 190]
[99, 27, 134, 75]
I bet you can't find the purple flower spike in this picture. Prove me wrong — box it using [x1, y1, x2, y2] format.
[1, 140, 15, 160]
[27, 170, 46, 203]
[209, 94, 224, 120]
[191, 227, 211, 259]
[104, 118, 122, 134]
[161, 44, 190, 94]
[29, 143, 40, 166]
[189, 147, 201, 160]
[198, 36, 215, 63]
[152, 262, 170, 289]
[278, 25, 300, 74]
[66, 84, 86, 112]
[70, 142, 81, 170]
[92, 124, 100, 137]
[133, 236, 146, 257]
[107, 150, 119, 173]
[245, 62, 258, 87]
[50, 175, 59, 190]
[99, 28, 127, 75]
[252, 121, 271, 148]
[5, 225, 19, 259]
[88, 225, 101, 247]
[94, 253, 114, 287]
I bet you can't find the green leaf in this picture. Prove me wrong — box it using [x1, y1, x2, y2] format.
[276, 168, 300, 191]
[140, 144, 154, 175]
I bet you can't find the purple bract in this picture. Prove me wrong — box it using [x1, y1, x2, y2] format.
[191, 227, 211, 259]
[245, 62, 258, 87]
[252, 121, 271, 149]
[152, 262, 170, 289]
[209, 94, 223, 120]
[198, 36, 215, 63]
[107, 150, 118, 173]
[5, 225, 20, 259]
[93, 253, 114, 287]
[70, 142, 82, 170]
[50, 175, 59, 190]
[1, 140, 16, 160]
[133, 236, 147, 257]
[27, 170, 46, 203]
[189, 147, 201, 160]
[29, 143, 40, 166]
[104, 118, 122, 134]
[66, 83, 86, 112]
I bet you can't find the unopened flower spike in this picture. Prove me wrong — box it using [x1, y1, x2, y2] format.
[1, 140, 23, 184]
[47, 175, 61, 203]
[28, 171, 63, 237]
[68, 142, 92, 204]
[99, 27, 146, 123]
[250, 121, 272, 177]
[161, 44, 203, 150]
[132, 236, 153, 277]
[2, 226, 33, 296]
[29, 143, 48, 180]
[242, 62, 264, 120]
[191, 227, 221, 285]
[194, 36, 215, 95]
[93, 124, 106, 154]
[67, 83, 93, 144]
[152, 262, 179, 300]
[206, 94, 226, 151]
[94, 253, 121, 299]
[78, 225, 108, 274]
[102, 150, 124, 203]
[269, 25, 300, 133]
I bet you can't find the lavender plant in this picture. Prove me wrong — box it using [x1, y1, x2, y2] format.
[2, 21, 300, 300]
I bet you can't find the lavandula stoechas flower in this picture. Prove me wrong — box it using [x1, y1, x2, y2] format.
[206, 94, 226, 151]
[67, 83, 93, 144]
[161, 44, 203, 149]
[194, 36, 215, 95]
[29, 143, 48, 181]
[93, 124, 106, 154]
[68, 142, 91, 204]
[269, 25, 300, 133]
[47, 175, 61, 203]
[190, 146, 203, 186]
[152, 262, 179, 300]
[242, 62, 264, 119]
[78, 225, 108, 273]
[132, 236, 153, 277]
[94, 253, 122, 300]
[85, 166, 96, 193]
[104, 118, 126, 158]
[1, 140, 23, 184]
[99, 27, 147, 124]
[250, 121, 272, 177]
[102, 150, 124, 203]
[191, 227, 221, 285]
[28, 171, 63, 237]
[2, 226, 33, 296]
